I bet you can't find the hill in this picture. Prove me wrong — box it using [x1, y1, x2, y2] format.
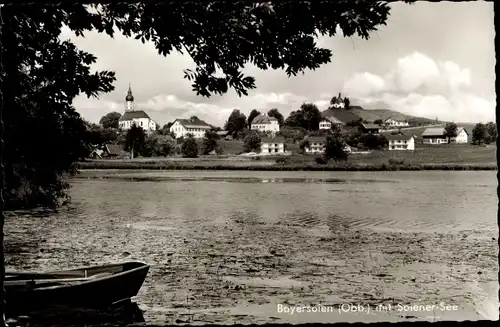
[321, 106, 443, 125]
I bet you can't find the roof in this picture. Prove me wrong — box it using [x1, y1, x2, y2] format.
[386, 134, 413, 141]
[216, 130, 230, 136]
[174, 118, 211, 129]
[251, 114, 277, 124]
[119, 110, 151, 121]
[421, 127, 467, 137]
[261, 136, 285, 143]
[362, 123, 380, 130]
[105, 144, 129, 156]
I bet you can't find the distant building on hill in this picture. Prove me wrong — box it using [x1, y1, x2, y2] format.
[361, 123, 380, 134]
[170, 117, 212, 138]
[384, 117, 409, 128]
[118, 85, 157, 134]
[251, 114, 280, 133]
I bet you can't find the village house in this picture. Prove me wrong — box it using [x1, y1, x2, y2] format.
[118, 85, 157, 134]
[170, 117, 212, 138]
[319, 119, 332, 130]
[421, 127, 468, 144]
[361, 123, 380, 134]
[216, 130, 233, 140]
[102, 144, 131, 159]
[305, 136, 326, 154]
[386, 134, 415, 151]
[251, 114, 280, 133]
[260, 136, 286, 154]
[384, 117, 409, 128]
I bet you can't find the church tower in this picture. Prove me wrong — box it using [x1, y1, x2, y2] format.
[125, 83, 134, 111]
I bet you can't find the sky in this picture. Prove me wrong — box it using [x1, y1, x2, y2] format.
[62, 2, 496, 127]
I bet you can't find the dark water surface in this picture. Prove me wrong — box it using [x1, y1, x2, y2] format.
[5, 170, 498, 324]
[71, 170, 496, 232]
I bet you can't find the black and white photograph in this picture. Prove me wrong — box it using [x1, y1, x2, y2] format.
[1, 1, 498, 326]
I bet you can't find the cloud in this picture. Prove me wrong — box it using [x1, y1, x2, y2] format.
[342, 51, 494, 122]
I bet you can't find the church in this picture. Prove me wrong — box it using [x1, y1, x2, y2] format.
[118, 85, 157, 133]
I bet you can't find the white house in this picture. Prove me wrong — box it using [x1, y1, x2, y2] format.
[386, 134, 415, 151]
[118, 85, 157, 134]
[385, 118, 409, 128]
[421, 127, 468, 144]
[260, 136, 285, 154]
[305, 136, 326, 154]
[319, 119, 332, 130]
[169, 117, 212, 138]
[251, 114, 280, 133]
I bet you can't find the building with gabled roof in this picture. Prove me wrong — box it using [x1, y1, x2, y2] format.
[251, 113, 280, 133]
[421, 126, 468, 144]
[118, 84, 157, 134]
[386, 133, 415, 151]
[169, 117, 212, 138]
[260, 135, 286, 154]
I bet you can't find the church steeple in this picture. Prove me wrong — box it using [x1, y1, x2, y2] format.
[125, 83, 134, 111]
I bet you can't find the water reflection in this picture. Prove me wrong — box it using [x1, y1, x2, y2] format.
[7, 301, 145, 326]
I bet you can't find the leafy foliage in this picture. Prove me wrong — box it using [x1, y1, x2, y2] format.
[99, 111, 121, 128]
[284, 103, 322, 131]
[181, 135, 199, 158]
[125, 124, 146, 158]
[2, 5, 116, 209]
[360, 134, 388, 150]
[247, 109, 261, 128]
[485, 122, 497, 144]
[243, 131, 262, 153]
[144, 134, 175, 157]
[224, 109, 247, 138]
[202, 130, 221, 155]
[324, 135, 349, 162]
[267, 108, 284, 126]
[472, 123, 486, 145]
[373, 119, 384, 125]
[443, 123, 458, 143]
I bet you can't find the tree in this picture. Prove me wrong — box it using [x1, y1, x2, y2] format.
[472, 123, 486, 146]
[268, 108, 284, 126]
[144, 134, 175, 157]
[181, 136, 199, 158]
[299, 139, 310, 154]
[343, 97, 351, 109]
[444, 123, 458, 144]
[189, 115, 200, 122]
[202, 130, 221, 154]
[243, 131, 262, 153]
[247, 109, 261, 128]
[485, 122, 497, 144]
[283, 103, 321, 131]
[125, 124, 146, 158]
[224, 109, 247, 137]
[324, 135, 349, 162]
[1, 1, 413, 321]
[86, 122, 119, 146]
[374, 119, 384, 125]
[99, 111, 121, 129]
[360, 134, 388, 150]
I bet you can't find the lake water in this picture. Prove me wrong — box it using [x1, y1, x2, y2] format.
[5, 170, 499, 324]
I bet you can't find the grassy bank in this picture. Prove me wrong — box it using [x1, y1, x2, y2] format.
[76, 160, 497, 171]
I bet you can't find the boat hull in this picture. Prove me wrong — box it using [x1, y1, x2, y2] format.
[5, 261, 149, 314]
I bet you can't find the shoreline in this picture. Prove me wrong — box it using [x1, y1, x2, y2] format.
[75, 161, 497, 171]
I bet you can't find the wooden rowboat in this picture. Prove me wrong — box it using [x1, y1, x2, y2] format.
[5, 261, 149, 313]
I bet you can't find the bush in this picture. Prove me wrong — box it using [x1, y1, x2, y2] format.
[181, 136, 199, 158]
[243, 131, 262, 152]
[315, 156, 328, 165]
[252, 156, 261, 161]
[276, 157, 290, 164]
[388, 158, 405, 165]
